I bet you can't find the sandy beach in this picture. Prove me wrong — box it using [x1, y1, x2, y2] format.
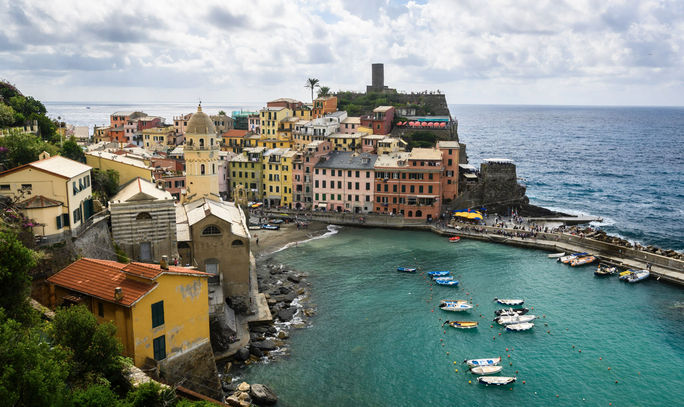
[249, 221, 331, 258]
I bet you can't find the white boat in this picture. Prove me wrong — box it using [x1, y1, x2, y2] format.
[548, 252, 565, 258]
[434, 276, 454, 281]
[494, 298, 524, 306]
[439, 301, 472, 312]
[627, 269, 650, 283]
[477, 376, 516, 386]
[506, 322, 534, 331]
[494, 308, 529, 316]
[495, 314, 537, 325]
[559, 252, 588, 264]
[471, 365, 503, 375]
[464, 357, 501, 368]
[440, 299, 468, 305]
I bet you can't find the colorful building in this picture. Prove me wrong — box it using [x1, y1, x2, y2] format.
[86, 151, 155, 186]
[183, 105, 221, 202]
[340, 116, 361, 134]
[142, 126, 175, 151]
[329, 132, 362, 152]
[292, 140, 331, 210]
[360, 106, 395, 135]
[222, 129, 248, 153]
[47, 258, 211, 367]
[437, 141, 460, 202]
[262, 148, 294, 208]
[0, 155, 93, 240]
[229, 147, 266, 202]
[312, 96, 338, 118]
[312, 151, 377, 213]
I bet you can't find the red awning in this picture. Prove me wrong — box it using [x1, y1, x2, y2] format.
[421, 122, 428, 127]
[427, 122, 434, 127]
[440, 122, 446, 128]
[408, 121, 416, 126]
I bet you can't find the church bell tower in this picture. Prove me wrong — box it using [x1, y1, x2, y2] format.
[183, 104, 220, 202]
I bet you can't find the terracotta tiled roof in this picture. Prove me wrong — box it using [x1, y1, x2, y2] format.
[47, 258, 211, 307]
[17, 195, 63, 209]
[222, 129, 248, 138]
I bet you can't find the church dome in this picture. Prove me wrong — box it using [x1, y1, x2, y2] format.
[186, 104, 216, 135]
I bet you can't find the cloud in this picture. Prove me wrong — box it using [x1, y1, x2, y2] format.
[0, 0, 682, 106]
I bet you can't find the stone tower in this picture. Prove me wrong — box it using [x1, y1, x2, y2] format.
[183, 104, 220, 202]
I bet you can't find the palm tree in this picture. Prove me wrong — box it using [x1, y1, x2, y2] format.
[317, 86, 330, 97]
[305, 78, 320, 102]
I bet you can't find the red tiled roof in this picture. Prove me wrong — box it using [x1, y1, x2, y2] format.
[17, 195, 63, 209]
[222, 130, 248, 138]
[47, 259, 211, 307]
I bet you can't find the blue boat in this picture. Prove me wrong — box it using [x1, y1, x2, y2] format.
[261, 224, 280, 230]
[427, 271, 450, 278]
[397, 267, 417, 273]
[435, 279, 459, 286]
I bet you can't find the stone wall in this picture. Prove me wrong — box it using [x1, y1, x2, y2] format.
[158, 339, 223, 401]
[72, 214, 116, 260]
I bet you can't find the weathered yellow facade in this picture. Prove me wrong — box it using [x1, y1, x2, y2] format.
[86, 152, 154, 186]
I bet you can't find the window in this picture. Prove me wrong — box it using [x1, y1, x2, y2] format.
[429, 186, 433, 193]
[73, 207, 82, 223]
[201, 164, 206, 175]
[393, 185, 397, 192]
[153, 335, 166, 360]
[98, 302, 104, 317]
[0, 184, 9, 191]
[419, 186, 424, 193]
[136, 212, 152, 220]
[21, 183, 32, 190]
[151, 301, 164, 328]
[202, 225, 221, 235]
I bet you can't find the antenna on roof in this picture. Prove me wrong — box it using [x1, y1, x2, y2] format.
[198, 99, 202, 112]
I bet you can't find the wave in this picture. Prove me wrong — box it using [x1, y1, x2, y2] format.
[269, 224, 342, 255]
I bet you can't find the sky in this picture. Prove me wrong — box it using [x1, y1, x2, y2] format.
[1, 0, 683, 106]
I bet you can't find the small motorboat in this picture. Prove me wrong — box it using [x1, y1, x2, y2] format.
[594, 264, 617, 276]
[471, 365, 503, 375]
[269, 219, 285, 224]
[449, 236, 461, 243]
[439, 301, 472, 312]
[559, 252, 588, 264]
[495, 314, 537, 325]
[494, 308, 529, 316]
[435, 279, 459, 286]
[261, 224, 280, 230]
[445, 320, 478, 329]
[397, 267, 417, 273]
[427, 271, 450, 278]
[506, 322, 534, 331]
[464, 357, 501, 368]
[440, 299, 468, 305]
[548, 252, 565, 258]
[627, 269, 650, 283]
[434, 276, 454, 281]
[570, 255, 597, 267]
[477, 376, 516, 386]
[618, 270, 633, 281]
[494, 298, 524, 306]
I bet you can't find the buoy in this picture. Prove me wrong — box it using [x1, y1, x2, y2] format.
[531, 307, 534, 310]
[579, 350, 582, 353]
[468, 380, 472, 384]
[453, 361, 457, 364]
[443, 330, 446, 334]
[509, 388, 513, 391]
[493, 337, 496, 340]
[507, 354, 511, 358]
[608, 367, 611, 370]
[556, 394, 559, 398]
[522, 380, 525, 384]
[446, 352, 449, 355]
[599, 357, 602, 360]
[440, 338, 443, 342]
[572, 345, 575, 348]
[510, 362, 512, 366]
[499, 333, 502, 336]
[506, 348, 509, 351]
[490, 325, 493, 328]
[615, 380, 618, 384]
[455, 369, 458, 372]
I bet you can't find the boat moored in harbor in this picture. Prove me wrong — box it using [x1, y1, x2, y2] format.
[548, 252, 565, 258]
[449, 236, 461, 243]
[595, 264, 618, 276]
[397, 267, 417, 273]
[494, 308, 529, 316]
[470, 365, 503, 375]
[559, 252, 588, 264]
[494, 298, 524, 306]
[464, 357, 502, 368]
[435, 279, 459, 286]
[439, 301, 472, 312]
[626, 269, 650, 283]
[570, 255, 597, 267]
[506, 322, 535, 331]
[495, 314, 538, 325]
[427, 270, 450, 278]
[444, 320, 478, 329]
[477, 376, 516, 386]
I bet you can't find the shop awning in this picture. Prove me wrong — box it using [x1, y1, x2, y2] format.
[452, 210, 483, 220]
[318, 203, 327, 208]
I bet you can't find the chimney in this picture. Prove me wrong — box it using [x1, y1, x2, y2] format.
[160, 255, 169, 270]
[114, 287, 123, 301]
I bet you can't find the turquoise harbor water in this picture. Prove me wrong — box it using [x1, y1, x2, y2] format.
[241, 228, 684, 406]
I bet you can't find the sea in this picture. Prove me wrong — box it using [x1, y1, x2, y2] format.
[45, 102, 684, 405]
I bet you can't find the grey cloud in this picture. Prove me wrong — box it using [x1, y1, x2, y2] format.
[0, 31, 24, 51]
[601, 4, 638, 32]
[391, 54, 426, 67]
[84, 13, 166, 43]
[307, 43, 335, 64]
[207, 6, 250, 29]
[7, 1, 32, 26]
[627, 39, 678, 68]
[3, 53, 121, 72]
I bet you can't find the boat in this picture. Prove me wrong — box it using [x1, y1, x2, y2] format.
[434, 276, 454, 281]
[269, 219, 284, 224]
[449, 236, 461, 243]
[445, 320, 478, 329]
[594, 264, 618, 276]
[439, 301, 472, 312]
[548, 252, 565, 258]
[627, 269, 650, 283]
[618, 270, 633, 281]
[397, 267, 417, 273]
[506, 322, 534, 331]
[471, 365, 503, 375]
[494, 298, 524, 306]
[495, 314, 537, 325]
[261, 224, 279, 230]
[435, 279, 459, 286]
[440, 299, 468, 305]
[494, 308, 529, 316]
[477, 376, 516, 386]
[427, 270, 450, 277]
[570, 255, 597, 267]
[559, 252, 588, 264]
[464, 356, 501, 368]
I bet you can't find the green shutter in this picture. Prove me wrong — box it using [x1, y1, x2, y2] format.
[151, 301, 164, 328]
[56, 215, 62, 229]
[153, 335, 166, 360]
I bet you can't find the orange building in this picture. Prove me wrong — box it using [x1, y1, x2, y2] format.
[312, 96, 337, 118]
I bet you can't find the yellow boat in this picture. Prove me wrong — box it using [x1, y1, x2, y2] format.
[446, 320, 478, 329]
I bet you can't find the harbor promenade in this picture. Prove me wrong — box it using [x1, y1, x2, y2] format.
[256, 209, 684, 286]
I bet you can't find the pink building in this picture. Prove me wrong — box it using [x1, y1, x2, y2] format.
[360, 106, 395, 135]
[292, 140, 331, 210]
[312, 151, 377, 213]
[340, 116, 361, 134]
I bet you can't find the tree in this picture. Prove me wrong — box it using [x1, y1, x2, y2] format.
[218, 110, 226, 116]
[0, 227, 37, 323]
[0, 104, 15, 127]
[0, 129, 58, 168]
[124, 381, 176, 407]
[92, 168, 120, 202]
[51, 305, 124, 384]
[0, 311, 71, 407]
[317, 86, 330, 97]
[305, 78, 320, 102]
[61, 136, 86, 162]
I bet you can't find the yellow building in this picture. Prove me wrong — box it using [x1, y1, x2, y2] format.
[183, 105, 221, 202]
[0, 155, 94, 240]
[262, 148, 294, 208]
[86, 151, 154, 186]
[47, 258, 211, 367]
[259, 107, 292, 138]
[329, 133, 362, 152]
[229, 147, 266, 202]
[142, 126, 175, 151]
